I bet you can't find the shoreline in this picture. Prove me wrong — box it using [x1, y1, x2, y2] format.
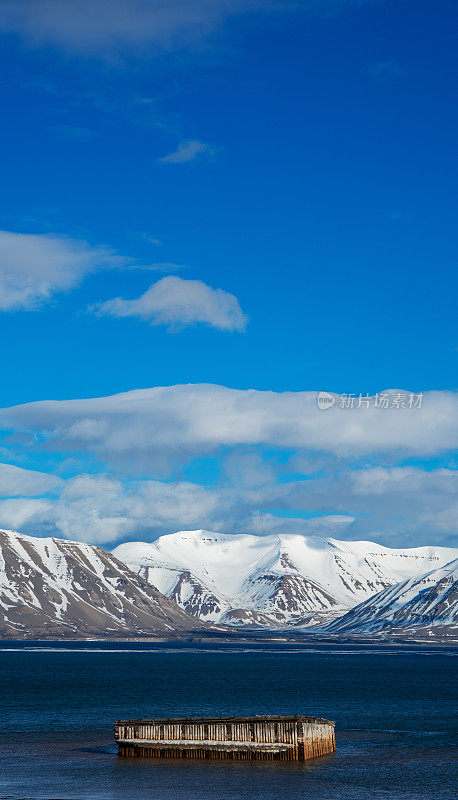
[0, 632, 456, 647]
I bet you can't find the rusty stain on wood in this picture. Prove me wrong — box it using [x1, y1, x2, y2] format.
[114, 714, 336, 761]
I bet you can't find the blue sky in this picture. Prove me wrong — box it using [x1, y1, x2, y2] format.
[0, 0, 457, 550]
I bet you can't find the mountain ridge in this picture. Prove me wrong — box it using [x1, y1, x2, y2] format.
[113, 529, 458, 628]
[0, 529, 211, 639]
[323, 557, 458, 638]
[2, 527, 456, 640]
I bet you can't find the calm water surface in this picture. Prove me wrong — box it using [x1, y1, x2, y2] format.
[0, 641, 456, 800]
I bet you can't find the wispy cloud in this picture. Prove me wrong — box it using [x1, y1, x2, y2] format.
[0, 1, 377, 57]
[158, 140, 218, 164]
[91, 276, 248, 332]
[139, 233, 162, 246]
[0, 230, 127, 312]
[365, 58, 404, 79]
[142, 262, 188, 272]
[0, 0, 274, 55]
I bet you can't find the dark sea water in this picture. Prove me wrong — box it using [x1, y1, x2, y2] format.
[0, 641, 456, 800]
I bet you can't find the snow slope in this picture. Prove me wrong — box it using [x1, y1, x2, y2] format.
[113, 530, 458, 627]
[324, 558, 458, 638]
[0, 529, 209, 639]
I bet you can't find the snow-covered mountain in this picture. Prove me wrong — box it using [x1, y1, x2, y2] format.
[0, 529, 209, 639]
[324, 558, 458, 639]
[113, 530, 458, 628]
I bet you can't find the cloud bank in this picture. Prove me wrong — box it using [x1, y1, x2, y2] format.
[0, 384, 456, 548]
[1, 385, 456, 461]
[0, 461, 456, 549]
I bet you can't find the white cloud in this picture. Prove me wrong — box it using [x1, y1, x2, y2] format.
[246, 511, 355, 537]
[91, 276, 248, 332]
[1, 385, 456, 462]
[419, 504, 458, 534]
[0, 463, 62, 496]
[0, 497, 53, 530]
[0, 473, 224, 544]
[351, 466, 458, 496]
[159, 140, 217, 164]
[52, 474, 133, 543]
[0, 230, 127, 311]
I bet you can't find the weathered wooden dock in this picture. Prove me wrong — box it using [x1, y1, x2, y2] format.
[115, 714, 335, 761]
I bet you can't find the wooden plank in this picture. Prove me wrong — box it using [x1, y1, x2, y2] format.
[115, 714, 334, 725]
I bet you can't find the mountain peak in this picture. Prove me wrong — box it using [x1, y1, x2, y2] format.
[0, 529, 209, 639]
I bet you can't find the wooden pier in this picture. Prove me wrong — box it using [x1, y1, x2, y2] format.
[115, 714, 335, 761]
